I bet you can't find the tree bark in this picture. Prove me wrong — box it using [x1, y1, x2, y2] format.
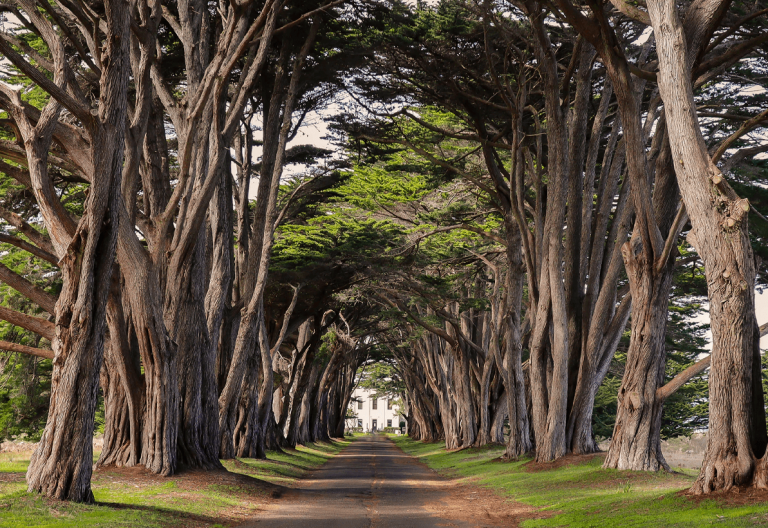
[647, 0, 762, 492]
[24, 0, 129, 502]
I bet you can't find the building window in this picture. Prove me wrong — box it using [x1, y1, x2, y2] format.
[387, 399, 392, 410]
[358, 419, 362, 427]
[372, 398, 378, 410]
[387, 419, 392, 428]
[358, 400, 363, 409]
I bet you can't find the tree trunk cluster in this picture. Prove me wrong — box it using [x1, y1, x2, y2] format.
[363, 0, 768, 495]
[0, 0, 765, 504]
[0, 0, 363, 502]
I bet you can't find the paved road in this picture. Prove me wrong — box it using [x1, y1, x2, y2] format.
[241, 434, 472, 528]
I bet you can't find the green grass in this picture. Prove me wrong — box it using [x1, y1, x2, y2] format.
[0, 452, 31, 473]
[391, 436, 768, 528]
[220, 439, 351, 486]
[0, 437, 353, 527]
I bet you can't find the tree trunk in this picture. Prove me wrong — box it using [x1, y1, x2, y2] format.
[503, 226, 532, 458]
[286, 341, 321, 446]
[165, 230, 221, 469]
[647, 0, 762, 493]
[603, 242, 674, 470]
[26, 0, 129, 502]
[98, 285, 144, 469]
[474, 355, 494, 446]
[255, 313, 275, 458]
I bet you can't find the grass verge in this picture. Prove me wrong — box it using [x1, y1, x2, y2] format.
[0, 437, 352, 527]
[390, 436, 768, 528]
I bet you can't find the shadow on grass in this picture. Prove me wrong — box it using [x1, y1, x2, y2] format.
[95, 501, 227, 525]
[224, 439, 352, 486]
[0, 438, 353, 527]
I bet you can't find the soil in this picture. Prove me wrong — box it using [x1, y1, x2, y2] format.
[680, 486, 768, 507]
[423, 480, 545, 527]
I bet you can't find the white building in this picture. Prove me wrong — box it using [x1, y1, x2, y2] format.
[347, 387, 405, 433]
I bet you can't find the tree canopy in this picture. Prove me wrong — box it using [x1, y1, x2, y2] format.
[0, 0, 766, 502]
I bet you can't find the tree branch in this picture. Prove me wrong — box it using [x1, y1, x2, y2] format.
[0, 205, 55, 255]
[656, 355, 710, 401]
[711, 107, 768, 164]
[0, 262, 58, 314]
[655, 203, 688, 274]
[608, 0, 651, 25]
[0, 339, 53, 359]
[0, 232, 57, 265]
[0, 305, 55, 341]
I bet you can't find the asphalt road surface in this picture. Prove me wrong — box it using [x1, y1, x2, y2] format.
[241, 434, 473, 528]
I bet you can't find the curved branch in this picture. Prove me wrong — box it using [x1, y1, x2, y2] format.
[0, 305, 55, 341]
[0, 205, 55, 255]
[608, 0, 651, 25]
[0, 262, 58, 314]
[0, 339, 53, 359]
[0, 233, 57, 265]
[711, 107, 768, 164]
[656, 355, 711, 401]
[0, 38, 90, 126]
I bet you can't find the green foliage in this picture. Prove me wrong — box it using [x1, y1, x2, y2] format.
[0, 167, 61, 441]
[272, 214, 404, 274]
[337, 164, 432, 211]
[357, 362, 405, 406]
[593, 375, 620, 439]
[0, 354, 51, 441]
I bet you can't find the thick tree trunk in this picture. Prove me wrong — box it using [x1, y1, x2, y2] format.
[98, 336, 142, 469]
[25, 133, 119, 503]
[122, 260, 178, 475]
[165, 232, 222, 469]
[286, 343, 320, 446]
[503, 228, 532, 459]
[455, 345, 477, 447]
[311, 350, 340, 442]
[603, 243, 674, 470]
[527, 11, 570, 463]
[220, 308, 261, 458]
[26, 0, 128, 502]
[490, 393, 507, 445]
[98, 286, 144, 469]
[648, 0, 762, 493]
[296, 362, 322, 445]
[474, 355, 494, 446]
[255, 314, 275, 458]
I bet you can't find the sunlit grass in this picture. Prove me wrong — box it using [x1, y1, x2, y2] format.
[0, 437, 353, 527]
[391, 436, 768, 527]
[221, 439, 351, 486]
[0, 450, 33, 473]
